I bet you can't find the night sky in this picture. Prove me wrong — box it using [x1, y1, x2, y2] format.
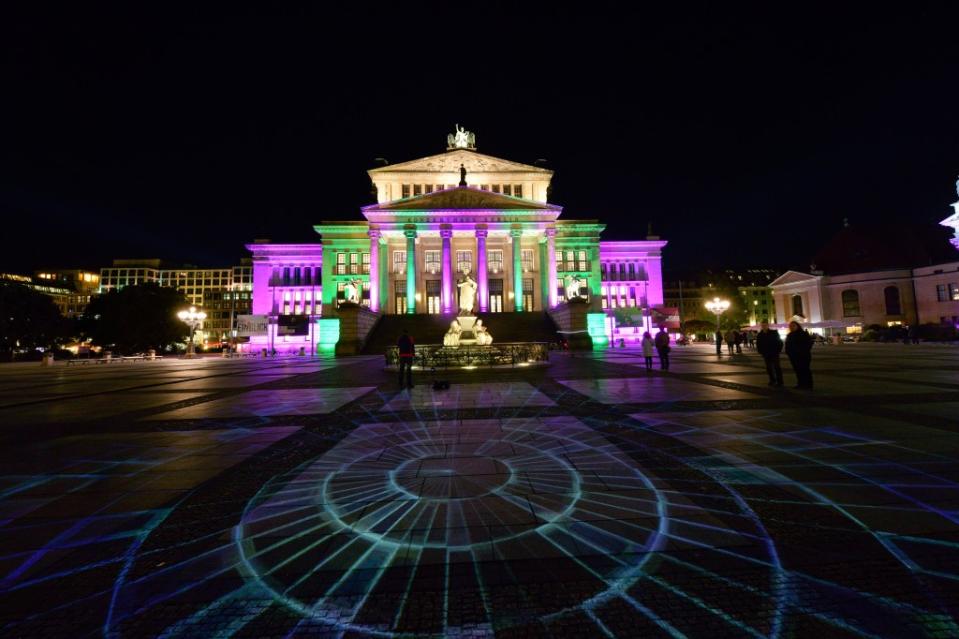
[3, 7, 959, 274]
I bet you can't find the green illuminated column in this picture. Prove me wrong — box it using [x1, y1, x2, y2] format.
[511, 228, 523, 312]
[539, 237, 548, 311]
[405, 228, 416, 314]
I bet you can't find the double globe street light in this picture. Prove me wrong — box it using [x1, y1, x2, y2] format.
[177, 306, 207, 358]
[704, 297, 731, 334]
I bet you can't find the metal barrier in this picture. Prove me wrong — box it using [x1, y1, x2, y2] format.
[385, 342, 550, 369]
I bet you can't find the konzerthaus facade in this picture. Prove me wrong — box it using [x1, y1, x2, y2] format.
[243, 128, 668, 353]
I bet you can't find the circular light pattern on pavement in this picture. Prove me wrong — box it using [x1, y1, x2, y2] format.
[232, 417, 785, 637]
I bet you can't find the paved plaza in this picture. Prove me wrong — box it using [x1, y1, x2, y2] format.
[1, 344, 959, 637]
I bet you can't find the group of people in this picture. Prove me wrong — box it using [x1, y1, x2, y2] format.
[640, 327, 672, 371]
[756, 320, 814, 389]
[715, 329, 757, 354]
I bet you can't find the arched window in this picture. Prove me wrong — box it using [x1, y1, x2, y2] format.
[791, 295, 804, 318]
[884, 286, 902, 315]
[841, 289, 861, 317]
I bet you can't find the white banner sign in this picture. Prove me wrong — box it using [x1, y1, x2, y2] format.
[236, 314, 269, 336]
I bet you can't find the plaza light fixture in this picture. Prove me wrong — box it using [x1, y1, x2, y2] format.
[177, 306, 206, 358]
[704, 297, 731, 333]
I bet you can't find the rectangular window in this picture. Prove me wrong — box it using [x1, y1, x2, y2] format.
[402, 184, 410, 198]
[456, 250, 472, 274]
[601, 263, 608, 279]
[488, 249, 504, 273]
[513, 184, 523, 198]
[425, 250, 441, 274]
[521, 249, 534, 272]
[335, 254, 346, 276]
[480, 184, 488, 191]
[564, 250, 574, 272]
[362, 253, 371, 274]
[393, 251, 406, 274]
[349, 253, 360, 275]
[491, 184, 500, 193]
[413, 184, 422, 196]
[937, 284, 949, 302]
[425, 184, 433, 194]
[628, 263, 635, 279]
[578, 250, 589, 272]
[951, 283, 959, 301]
[618, 263, 626, 279]
[502, 184, 512, 196]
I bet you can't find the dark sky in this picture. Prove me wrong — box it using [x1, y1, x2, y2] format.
[3, 7, 959, 274]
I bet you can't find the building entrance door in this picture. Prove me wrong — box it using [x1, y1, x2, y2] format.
[489, 279, 503, 313]
[426, 280, 441, 314]
[394, 280, 407, 315]
[523, 278, 534, 312]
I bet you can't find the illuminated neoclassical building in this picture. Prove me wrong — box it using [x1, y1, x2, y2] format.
[245, 128, 668, 353]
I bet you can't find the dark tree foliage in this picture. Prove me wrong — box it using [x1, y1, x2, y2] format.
[83, 283, 190, 354]
[0, 283, 65, 358]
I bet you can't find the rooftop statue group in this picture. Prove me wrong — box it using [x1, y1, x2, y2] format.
[447, 124, 476, 150]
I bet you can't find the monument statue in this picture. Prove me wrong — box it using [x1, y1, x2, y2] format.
[443, 319, 462, 347]
[457, 274, 477, 314]
[459, 163, 467, 186]
[474, 319, 493, 346]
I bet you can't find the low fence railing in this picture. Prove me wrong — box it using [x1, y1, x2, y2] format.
[385, 342, 550, 369]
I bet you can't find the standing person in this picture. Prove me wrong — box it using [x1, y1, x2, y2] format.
[734, 330, 743, 354]
[715, 330, 723, 356]
[746, 330, 755, 350]
[654, 327, 671, 370]
[641, 331, 655, 371]
[724, 330, 735, 355]
[908, 324, 919, 345]
[397, 329, 415, 388]
[785, 320, 814, 389]
[756, 321, 784, 387]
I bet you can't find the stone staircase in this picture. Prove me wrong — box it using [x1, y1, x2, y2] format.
[361, 312, 560, 354]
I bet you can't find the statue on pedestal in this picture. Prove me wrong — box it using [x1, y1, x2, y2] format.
[457, 274, 477, 315]
[474, 319, 493, 346]
[443, 319, 462, 347]
[564, 274, 586, 302]
[342, 279, 360, 305]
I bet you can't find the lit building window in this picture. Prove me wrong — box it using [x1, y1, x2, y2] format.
[393, 251, 406, 274]
[402, 184, 410, 198]
[488, 250, 504, 273]
[514, 184, 523, 198]
[362, 252, 371, 274]
[456, 250, 472, 274]
[521, 249, 534, 272]
[425, 250, 441, 274]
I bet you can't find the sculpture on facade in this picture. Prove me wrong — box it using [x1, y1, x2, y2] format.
[457, 274, 477, 314]
[564, 274, 586, 302]
[443, 319, 462, 347]
[474, 319, 493, 345]
[459, 163, 467, 186]
[342, 279, 360, 305]
[447, 124, 476, 150]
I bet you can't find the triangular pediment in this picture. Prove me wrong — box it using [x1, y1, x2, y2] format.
[363, 186, 561, 212]
[769, 270, 819, 287]
[368, 149, 551, 175]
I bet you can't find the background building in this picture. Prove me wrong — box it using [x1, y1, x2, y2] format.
[770, 206, 959, 334]
[98, 258, 254, 344]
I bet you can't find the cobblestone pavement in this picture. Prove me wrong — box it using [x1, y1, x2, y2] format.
[1, 344, 959, 637]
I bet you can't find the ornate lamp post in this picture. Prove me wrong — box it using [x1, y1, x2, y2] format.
[704, 297, 730, 334]
[177, 306, 206, 358]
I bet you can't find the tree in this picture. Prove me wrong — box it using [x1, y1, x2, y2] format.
[83, 283, 190, 354]
[0, 283, 65, 359]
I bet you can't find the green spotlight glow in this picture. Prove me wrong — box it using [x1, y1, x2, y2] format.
[587, 312, 608, 350]
[317, 318, 340, 353]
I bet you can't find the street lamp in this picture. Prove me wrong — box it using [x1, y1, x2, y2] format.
[177, 306, 206, 358]
[704, 297, 730, 334]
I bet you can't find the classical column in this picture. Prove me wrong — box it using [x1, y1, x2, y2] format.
[405, 228, 416, 314]
[539, 237, 548, 310]
[546, 227, 558, 308]
[475, 227, 488, 313]
[368, 228, 380, 312]
[441, 226, 453, 314]
[511, 228, 523, 312]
